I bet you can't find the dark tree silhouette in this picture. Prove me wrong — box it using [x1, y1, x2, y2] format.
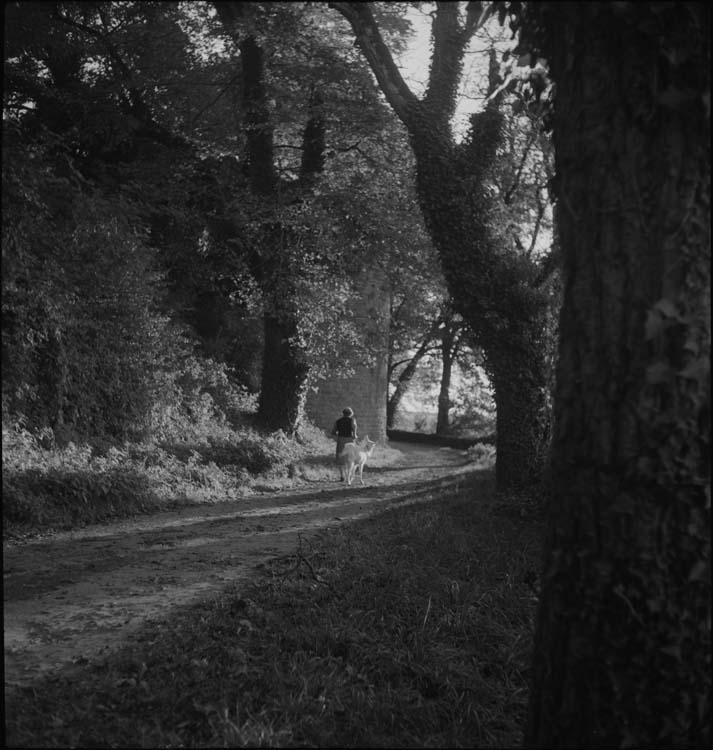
[214, 3, 327, 433]
[520, 3, 711, 746]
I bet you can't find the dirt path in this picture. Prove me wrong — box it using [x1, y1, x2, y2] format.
[4, 442, 476, 689]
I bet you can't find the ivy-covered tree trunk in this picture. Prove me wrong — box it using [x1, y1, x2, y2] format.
[487, 330, 552, 491]
[38, 326, 69, 433]
[524, 4, 710, 747]
[238, 32, 306, 433]
[410, 128, 552, 488]
[331, 2, 554, 491]
[215, 5, 326, 435]
[258, 313, 310, 433]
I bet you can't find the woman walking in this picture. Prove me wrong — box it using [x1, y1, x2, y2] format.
[332, 407, 357, 479]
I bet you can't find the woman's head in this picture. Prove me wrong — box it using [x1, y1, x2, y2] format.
[343, 407, 354, 417]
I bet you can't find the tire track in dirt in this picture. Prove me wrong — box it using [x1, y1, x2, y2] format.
[3, 444, 477, 688]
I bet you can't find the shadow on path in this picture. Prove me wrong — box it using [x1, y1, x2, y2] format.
[3, 442, 487, 689]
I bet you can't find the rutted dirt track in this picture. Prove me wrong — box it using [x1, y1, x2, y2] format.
[4, 443, 476, 689]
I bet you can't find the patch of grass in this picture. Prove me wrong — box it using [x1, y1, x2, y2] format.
[5, 470, 543, 748]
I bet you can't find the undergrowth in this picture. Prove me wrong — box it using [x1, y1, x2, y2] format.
[5, 471, 542, 748]
[1, 414, 421, 539]
[1, 416, 338, 539]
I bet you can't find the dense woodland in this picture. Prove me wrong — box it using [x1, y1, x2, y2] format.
[3, 0, 551, 453]
[3, 2, 710, 748]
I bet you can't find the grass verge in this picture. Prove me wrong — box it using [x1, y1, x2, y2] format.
[5, 470, 542, 748]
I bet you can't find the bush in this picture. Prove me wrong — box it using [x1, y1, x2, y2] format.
[156, 429, 304, 476]
[2, 421, 157, 531]
[2, 179, 178, 441]
[3, 467, 154, 529]
[295, 418, 334, 450]
[2, 129, 265, 450]
[467, 442, 497, 469]
[1, 415, 322, 536]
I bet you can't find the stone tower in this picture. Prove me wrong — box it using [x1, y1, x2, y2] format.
[306, 268, 390, 443]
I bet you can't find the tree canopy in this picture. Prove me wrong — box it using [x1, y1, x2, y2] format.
[3, 0, 442, 439]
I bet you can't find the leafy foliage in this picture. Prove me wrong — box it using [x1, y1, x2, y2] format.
[1, 411, 324, 537]
[2, 0, 464, 443]
[2, 127, 172, 440]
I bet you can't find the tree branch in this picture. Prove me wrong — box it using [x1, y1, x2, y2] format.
[424, 2, 466, 121]
[54, 6, 186, 150]
[190, 74, 241, 129]
[526, 195, 546, 258]
[424, 2, 494, 123]
[299, 87, 326, 185]
[212, 1, 246, 32]
[387, 319, 441, 427]
[389, 343, 442, 375]
[503, 130, 536, 205]
[237, 34, 278, 195]
[464, 1, 494, 36]
[329, 2, 419, 127]
[533, 244, 560, 287]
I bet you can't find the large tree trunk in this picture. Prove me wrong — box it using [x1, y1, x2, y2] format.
[387, 318, 441, 429]
[525, 4, 710, 747]
[330, 1, 554, 492]
[386, 353, 425, 429]
[489, 347, 551, 490]
[435, 322, 456, 435]
[38, 326, 69, 433]
[215, 6, 326, 435]
[435, 353, 452, 434]
[258, 313, 310, 434]
[237, 32, 307, 433]
[410, 127, 552, 490]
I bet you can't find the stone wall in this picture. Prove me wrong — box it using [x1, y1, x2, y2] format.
[306, 268, 390, 444]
